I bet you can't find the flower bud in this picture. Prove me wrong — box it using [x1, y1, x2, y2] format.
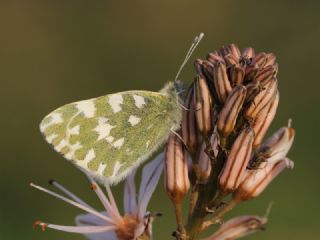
[244, 77, 278, 120]
[242, 47, 255, 60]
[198, 143, 212, 183]
[219, 46, 231, 57]
[181, 86, 199, 154]
[265, 52, 276, 67]
[194, 59, 203, 75]
[213, 61, 232, 103]
[194, 74, 213, 135]
[255, 65, 277, 83]
[245, 81, 262, 104]
[219, 127, 255, 194]
[228, 43, 241, 60]
[164, 133, 190, 203]
[230, 64, 245, 85]
[253, 52, 267, 68]
[244, 64, 259, 82]
[252, 91, 279, 148]
[198, 133, 219, 183]
[217, 85, 247, 137]
[202, 60, 214, 81]
[255, 123, 295, 165]
[204, 215, 267, 240]
[207, 52, 225, 64]
[224, 54, 238, 67]
[235, 158, 294, 201]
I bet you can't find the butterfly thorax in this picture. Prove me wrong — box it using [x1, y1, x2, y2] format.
[159, 81, 184, 131]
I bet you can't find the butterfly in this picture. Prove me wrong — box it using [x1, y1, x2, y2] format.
[39, 33, 204, 185]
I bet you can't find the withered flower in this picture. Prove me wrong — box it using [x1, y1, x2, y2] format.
[204, 215, 267, 240]
[235, 158, 294, 201]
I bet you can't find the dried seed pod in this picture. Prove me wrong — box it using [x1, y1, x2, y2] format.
[253, 52, 267, 68]
[204, 215, 267, 240]
[213, 61, 232, 103]
[255, 123, 295, 165]
[217, 85, 247, 137]
[252, 91, 279, 148]
[228, 43, 241, 60]
[219, 127, 255, 194]
[164, 133, 190, 203]
[255, 65, 277, 83]
[181, 86, 199, 155]
[235, 158, 294, 201]
[194, 74, 213, 135]
[244, 77, 278, 120]
[230, 65, 245, 85]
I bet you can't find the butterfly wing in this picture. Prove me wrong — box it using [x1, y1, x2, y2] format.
[40, 90, 181, 184]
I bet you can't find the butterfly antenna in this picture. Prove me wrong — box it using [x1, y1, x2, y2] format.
[174, 32, 204, 82]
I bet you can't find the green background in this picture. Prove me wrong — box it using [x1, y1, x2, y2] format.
[1, 1, 319, 239]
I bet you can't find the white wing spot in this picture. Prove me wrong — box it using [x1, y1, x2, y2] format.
[46, 134, 58, 143]
[106, 136, 114, 143]
[97, 163, 107, 175]
[146, 140, 151, 148]
[133, 95, 146, 108]
[40, 112, 63, 132]
[69, 125, 80, 135]
[55, 139, 68, 152]
[94, 117, 115, 141]
[128, 115, 141, 126]
[108, 94, 123, 113]
[113, 138, 124, 149]
[65, 142, 82, 159]
[111, 161, 123, 178]
[78, 148, 96, 168]
[76, 99, 96, 118]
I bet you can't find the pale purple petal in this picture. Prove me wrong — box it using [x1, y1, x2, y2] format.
[124, 168, 138, 215]
[104, 180, 121, 220]
[50, 180, 93, 209]
[76, 211, 110, 227]
[76, 212, 117, 240]
[30, 183, 114, 224]
[85, 175, 123, 224]
[138, 153, 164, 218]
[46, 224, 116, 234]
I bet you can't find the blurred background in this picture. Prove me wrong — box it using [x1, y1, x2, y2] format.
[1, 1, 319, 239]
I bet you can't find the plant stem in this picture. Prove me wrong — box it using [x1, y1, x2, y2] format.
[174, 202, 186, 239]
[201, 198, 239, 231]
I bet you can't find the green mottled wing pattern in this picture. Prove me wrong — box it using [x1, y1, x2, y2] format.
[40, 89, 181, 184]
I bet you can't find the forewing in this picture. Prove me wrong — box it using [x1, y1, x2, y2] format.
[40, 91, 174, 184]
